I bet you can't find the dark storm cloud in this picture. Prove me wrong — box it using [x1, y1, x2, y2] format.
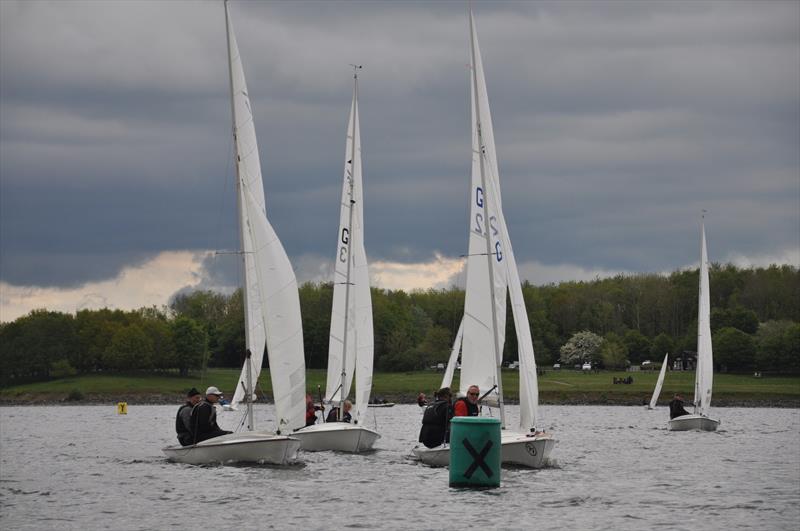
[1, 0, 797, 292]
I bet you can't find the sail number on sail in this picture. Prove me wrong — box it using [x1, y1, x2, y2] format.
[473, 186, 503, 262]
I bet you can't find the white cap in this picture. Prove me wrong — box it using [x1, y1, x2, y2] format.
[205, 386, 223, 396]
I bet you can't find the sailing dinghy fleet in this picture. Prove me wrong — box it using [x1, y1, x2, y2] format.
[164, 3, 721, 467]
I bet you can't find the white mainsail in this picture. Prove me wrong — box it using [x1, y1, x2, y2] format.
[648, 352, 670, 409]
[324, 70, 374, 424]
[225, 1, 306, 434]
[694, 223, 713, 416]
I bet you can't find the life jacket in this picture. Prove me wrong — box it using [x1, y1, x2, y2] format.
[175, 403, 192, 435]
[454, 397, 479, 416]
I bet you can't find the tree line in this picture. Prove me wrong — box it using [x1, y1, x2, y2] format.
[1, 263, 797, 385]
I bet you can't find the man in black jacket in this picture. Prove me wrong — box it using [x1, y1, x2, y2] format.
[175, 387, 202, 446]
[669, 393, 692, 419]
[418, 387, 453, 448]
[189, 386, 233, 443]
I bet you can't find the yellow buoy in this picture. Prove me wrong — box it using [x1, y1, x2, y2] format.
[116, 402, 128, 415]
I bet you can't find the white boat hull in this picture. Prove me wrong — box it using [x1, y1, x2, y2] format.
[412, 444, 450, 467]
[162, 431, 301, 465]
[668, 414, 720, 432]
[293, 423, 380, 452]
[412, 431, 556, 469]
[500, 431, 557, 468]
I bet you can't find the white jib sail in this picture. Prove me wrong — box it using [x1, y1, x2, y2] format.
[325, 75, 374, 425]
[441, 319, 464, 390]
[460, 9, 508, 403]
[225, 3, 306, 433]
[695, 223, 713, 416]
[648, 352, 670, 409]
[241, 183, 307, 433]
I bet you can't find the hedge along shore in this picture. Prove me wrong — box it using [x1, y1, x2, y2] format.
[1, 392, 797, 408]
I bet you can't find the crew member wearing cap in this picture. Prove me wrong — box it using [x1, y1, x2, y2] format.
[175, 387, 202, 446]
[189, 386, 233, 443]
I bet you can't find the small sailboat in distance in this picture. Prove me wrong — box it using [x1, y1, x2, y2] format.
[292, 66, 380, 453]
[646, 352, 670, 410]
[668, 218, 720, 431]
[163, 0, 304, 465]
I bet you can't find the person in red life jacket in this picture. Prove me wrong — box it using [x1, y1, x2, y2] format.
[305, 394, 324, 426]
[453, 385, 480, 416]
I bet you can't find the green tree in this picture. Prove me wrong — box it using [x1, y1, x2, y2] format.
[172, 317, 207, 377]
[601, 333, 628, 369]
[650, 333, 674, 361]
[105, 324, 153, 371]
[711, 306, 759, 334]
[623, 329, 651, 364]
[714, 327, 756, 372]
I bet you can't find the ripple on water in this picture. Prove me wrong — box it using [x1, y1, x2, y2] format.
[1, 404, 798, 531]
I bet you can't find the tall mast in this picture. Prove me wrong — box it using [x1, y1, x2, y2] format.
[225, 0, 254, 429]
[339, 65, 361, 420]
[469, 10, 505, 429]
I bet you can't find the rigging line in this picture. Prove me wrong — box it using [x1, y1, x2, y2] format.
[459, 252, 499, 258]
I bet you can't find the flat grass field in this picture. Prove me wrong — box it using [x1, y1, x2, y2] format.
[2, 369, 798, 406]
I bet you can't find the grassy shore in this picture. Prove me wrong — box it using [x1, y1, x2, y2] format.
[1, 369, 798, 407]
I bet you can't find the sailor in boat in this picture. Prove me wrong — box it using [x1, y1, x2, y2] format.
[305, 394, 324, 427]
[668, 393, 691, 419]
[175, 387, 202, 446]
[325, 400, 353, 423]
[417, 392, 428, 407]
[453, 385, 480, 417]
[189, 386, 233, 443]
[418, 387, 454, 448]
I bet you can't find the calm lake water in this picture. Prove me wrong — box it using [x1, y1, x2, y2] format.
[1, 404, 798, 530]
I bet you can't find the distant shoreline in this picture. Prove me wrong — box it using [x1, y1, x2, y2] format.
[1, 392, 797, 408]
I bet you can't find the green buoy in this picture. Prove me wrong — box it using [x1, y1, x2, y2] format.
[449, 416, 501, 488]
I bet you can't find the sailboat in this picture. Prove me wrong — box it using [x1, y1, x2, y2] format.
[413, 9, 556, 468]
[646, 352, 670, 409]
[291, 68, 380, 453]
[163, 0, 304, 465]
[669, 220, 720, 431]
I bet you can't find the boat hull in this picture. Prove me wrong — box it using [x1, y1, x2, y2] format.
[293, 423, 380, 452]
[412, 444, 450, 467]
[412, 431, 556, 469]
[500, 431, 556, 468]
[162, 431, 301, 465]
[668, 414, 720, 431]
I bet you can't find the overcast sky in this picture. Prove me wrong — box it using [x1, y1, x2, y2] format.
[1, 0, 798, 322]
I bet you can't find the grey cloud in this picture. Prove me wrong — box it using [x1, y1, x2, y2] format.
[1, 0, 797, 291]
